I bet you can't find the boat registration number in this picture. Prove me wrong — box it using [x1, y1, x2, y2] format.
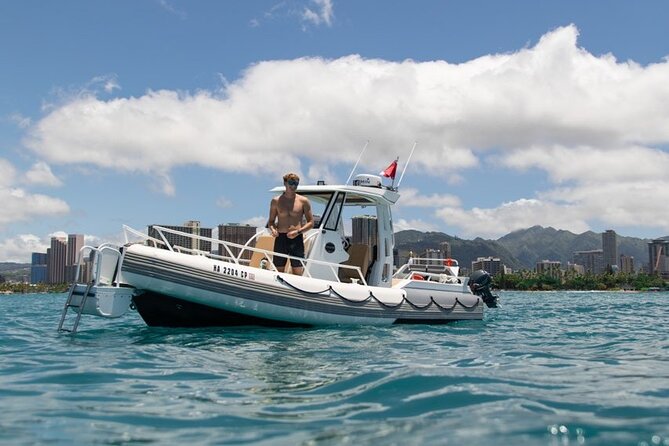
[213, 265, 249, 279]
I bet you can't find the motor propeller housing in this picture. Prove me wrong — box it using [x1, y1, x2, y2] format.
[468, 270, 499, 308]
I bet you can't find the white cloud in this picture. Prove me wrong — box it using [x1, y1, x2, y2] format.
[541, 179, 669, 229]
[24, 161, 62, 187]
[0, 232, 102, 263]
[500, 145, 669, 184]
[240, 216, 267, 229]
[302, 0, 334, 27]
[21, 25, 669, 235]
[216, 196, 233, 208]
[0, 159, 18, 187]
[396, 188, 461, 208]
[306, 163, 338, 184]
[436, 199, 591, 239]
[0, 234, 46, 263]
[0, 158, 69, 227]
[393, 218, 439, 233]
[156, 0, 187, 20]
[9, 113, 32, 129]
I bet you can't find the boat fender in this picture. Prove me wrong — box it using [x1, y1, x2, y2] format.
[411, 273, 425, 280]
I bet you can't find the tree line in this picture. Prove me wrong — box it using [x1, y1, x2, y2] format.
[493, 270, 668, 291]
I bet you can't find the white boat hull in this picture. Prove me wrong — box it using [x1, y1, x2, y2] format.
[121, 245, 483, 327]
[68, 284, 134, 318]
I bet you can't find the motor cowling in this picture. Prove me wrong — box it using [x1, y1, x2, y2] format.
[468, 270, 499, 308]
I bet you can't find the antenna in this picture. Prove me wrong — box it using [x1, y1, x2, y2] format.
[396, 141, 417, 188]
[346, 140, 370, 184]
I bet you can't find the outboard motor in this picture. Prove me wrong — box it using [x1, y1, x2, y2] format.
[468, 270, 499, 308]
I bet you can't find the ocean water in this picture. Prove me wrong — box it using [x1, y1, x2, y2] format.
[1, 291, 668, 446]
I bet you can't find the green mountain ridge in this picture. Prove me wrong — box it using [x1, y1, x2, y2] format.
[396, 225, 665, 271]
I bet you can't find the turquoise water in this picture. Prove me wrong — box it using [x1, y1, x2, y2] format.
[1, 292, 668, 445]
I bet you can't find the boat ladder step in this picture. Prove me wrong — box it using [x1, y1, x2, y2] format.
[57, 282, 94, 334]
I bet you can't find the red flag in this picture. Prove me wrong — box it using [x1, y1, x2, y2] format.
[380, 159, 398, 179]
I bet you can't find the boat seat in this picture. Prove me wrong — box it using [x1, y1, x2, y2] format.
[338, 244, 370, 283]
[249, 235, 275, 268]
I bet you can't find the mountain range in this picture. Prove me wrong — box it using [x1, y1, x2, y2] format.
[395, 225, 667, 271]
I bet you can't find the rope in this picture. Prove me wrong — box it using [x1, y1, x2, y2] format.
[369, 292, 404, 309]
[404, 298, 433, 310]
[328, 285, 372, 304]
[430, 296, 458, 312]
[276, 275, 330, 295]
[455, 297, 481, 309]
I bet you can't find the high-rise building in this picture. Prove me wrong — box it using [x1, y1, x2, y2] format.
[30, 252, 48, 284]
[619, 255, 635, 274]
[573, 250, 604, 275]
[471, 257, 504, 276]
[47, 237, 67, 284]
[536, 260, 562, 279]
[148, 220, 213, 253]
[218, 223, 258, 260]
[412, 248, 442, 267]
[440, 241, 451, 260]
[66, 234, 85, 282]
[648, 239, 669, 279]
[602, 230, 618, 271]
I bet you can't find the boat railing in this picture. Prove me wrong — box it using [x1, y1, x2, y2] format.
[122, 225, 366, 285]
[69, 243, 126, 287]
[393, 257, 461, 283]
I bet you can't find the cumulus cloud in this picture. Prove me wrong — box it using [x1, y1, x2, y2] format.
[436, 199, 591, 239]
[216, 196, 233, 208]
[0, 187, 70, 226]
[24, 161, 62, 187]
[394, 218, 439, 233]
[302, 0, 334, 27]
[0, 159, 18, 187]
[241, 216, 267, 228]
[156, 0, 187, 20]
[0, 158, 69, 227]
[0, 232, 101, 263]
[0, 234, 47, 263]
[9, 113, 32, 129]
[21, 24, 669, 237]
[397, 188, 461, 208]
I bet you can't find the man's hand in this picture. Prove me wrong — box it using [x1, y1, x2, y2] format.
[287, 226, 300, 239]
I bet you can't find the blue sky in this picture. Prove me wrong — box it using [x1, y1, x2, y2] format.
[1, 0, 669, 262]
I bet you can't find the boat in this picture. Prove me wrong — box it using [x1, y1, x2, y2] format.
[58, 174, 498, 333]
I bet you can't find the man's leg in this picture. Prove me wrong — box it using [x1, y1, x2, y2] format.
[291, 266, 304, 276]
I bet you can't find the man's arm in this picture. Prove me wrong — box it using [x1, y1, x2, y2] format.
[267, 198, 278, 237]
[299, 197, 314, 233]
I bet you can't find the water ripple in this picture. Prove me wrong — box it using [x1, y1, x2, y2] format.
[1, 291, 669, 445]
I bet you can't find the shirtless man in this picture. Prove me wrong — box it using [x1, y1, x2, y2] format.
[267, 173, 314, 275]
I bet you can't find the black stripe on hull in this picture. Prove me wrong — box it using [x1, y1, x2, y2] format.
[132, 291, 309, 328]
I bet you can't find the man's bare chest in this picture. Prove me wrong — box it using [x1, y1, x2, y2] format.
[278, 197, 303, 217]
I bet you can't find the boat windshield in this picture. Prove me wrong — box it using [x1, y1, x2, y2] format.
[300, 191, 380, 236]
[301, 192, 333, 230]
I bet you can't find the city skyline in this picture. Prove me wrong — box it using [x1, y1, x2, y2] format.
[21, 224, 669, 284]
[2, 1, 669, 263]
